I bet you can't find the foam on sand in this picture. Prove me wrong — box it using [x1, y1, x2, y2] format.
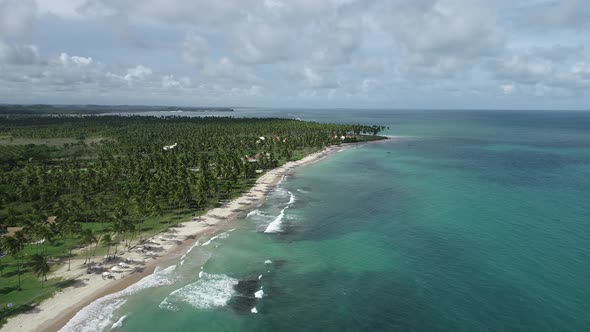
[247, 209, 264, 218]
[60, 265, 178, 332]
[181, 240, 200, 260]
[159, 272, 238, 311]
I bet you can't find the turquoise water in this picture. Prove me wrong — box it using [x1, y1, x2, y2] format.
[64, 110, 590, 331]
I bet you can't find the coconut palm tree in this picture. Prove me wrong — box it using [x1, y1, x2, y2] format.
[81, 229, 96, 264]
[62, 220, 81, 271]
[101, 234, 114, 259]
[0, 234, 25, 290]
[30, 253, 50, 288]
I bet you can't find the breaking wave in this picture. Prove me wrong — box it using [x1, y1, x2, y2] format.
[264, 191, 296, 233]
[159, 272, 238, 311]
[60, 265, 178, 332]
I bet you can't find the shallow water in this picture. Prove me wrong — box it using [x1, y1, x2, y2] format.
[68, 110, 590, 331]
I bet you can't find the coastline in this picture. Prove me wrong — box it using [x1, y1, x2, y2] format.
[1, 139, 389, 332]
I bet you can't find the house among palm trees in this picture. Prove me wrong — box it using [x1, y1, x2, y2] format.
[1, 226, 24, 237]
[46, 216, 58, 226]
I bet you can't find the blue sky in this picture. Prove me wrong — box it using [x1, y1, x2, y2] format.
[0, 0, 589, 109]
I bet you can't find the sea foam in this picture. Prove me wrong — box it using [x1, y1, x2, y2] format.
[201, 231, 230, 246]
[159, 272, 238, 311]
[264, 190, 297, 233]
[60, 265, 177, 332]
[254, 288, 264, 298]
[110, 314, 127, 329]
[264, 207, 287, 233]
[287, 191, 296, 205]
[247, 209, 264, 218]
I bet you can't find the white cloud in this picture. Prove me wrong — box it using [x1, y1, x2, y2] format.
[59, 53, 93, 66]
[0, 0, 587, 107]
[376, 0, 504, 78]
[124, 65, 153, 81]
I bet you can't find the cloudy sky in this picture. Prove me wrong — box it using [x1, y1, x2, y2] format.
[0, 0, 589, 109]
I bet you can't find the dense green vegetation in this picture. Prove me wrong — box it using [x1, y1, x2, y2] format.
[0, 114, 385, 323]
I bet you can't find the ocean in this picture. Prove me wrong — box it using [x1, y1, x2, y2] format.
[65, 109, 590, 331]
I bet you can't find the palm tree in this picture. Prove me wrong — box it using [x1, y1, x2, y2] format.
[101, 234, 114, 259]
[0, 234, 25, 290]
[81, 229, 96, 264]
[62, 220, 81, 271]
[33, 223, 53, 254]
[30, 253, 50, 288]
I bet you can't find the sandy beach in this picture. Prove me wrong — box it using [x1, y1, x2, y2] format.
[1, 141, 379, 332]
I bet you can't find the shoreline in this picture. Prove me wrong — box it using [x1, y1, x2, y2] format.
[1, 138, 390, 332]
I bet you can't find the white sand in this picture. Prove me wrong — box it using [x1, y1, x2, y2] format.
[1, 142, 371, 332]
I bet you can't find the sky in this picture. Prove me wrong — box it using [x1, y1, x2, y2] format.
[0, 0, 589, 109]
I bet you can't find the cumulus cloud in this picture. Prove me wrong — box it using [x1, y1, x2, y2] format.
[124, 65, 153, 81]
[0, 0, 587, 107]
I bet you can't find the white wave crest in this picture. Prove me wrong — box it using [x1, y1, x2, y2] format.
[110, 314, 127, 329]
[201, 231, 230, 246]
[264, 206, 287, 233]
[254, 289, 264, 299]
[247, 209, 263, 218]
[287, 191, 296, 205]
[60, 265, 177, 332]
[159, 273, 238, 311]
